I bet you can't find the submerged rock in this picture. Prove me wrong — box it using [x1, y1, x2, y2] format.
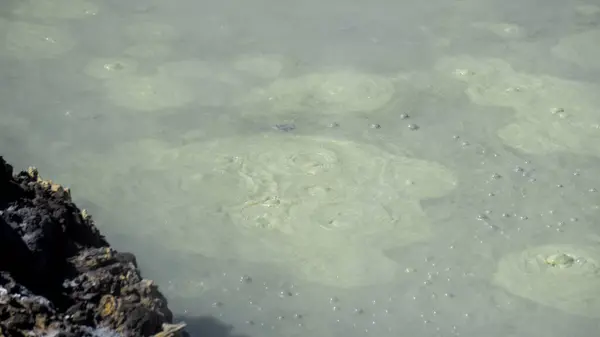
[0, 156, 187, 337]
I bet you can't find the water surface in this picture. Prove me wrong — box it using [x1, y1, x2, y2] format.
[1, 0, 600, 336]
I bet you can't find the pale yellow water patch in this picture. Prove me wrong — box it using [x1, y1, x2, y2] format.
[61, 134, 457, 288]
[158, 59, 245, 86]
[0, 19, 75, 59]
[493, 244, 600, 317]
[103, 73, 195, 112]
[233, 53, 286, 79]
[497, 119, 599, 156]
[157, 59, 215, 79]
[83, 57, 138, 80]
[575, 4, 600, 16]
[124, 43, 172, 59]
[12, 0, 99, 20]
[155, 58, 253, 107]
[435, 55, 600, 156]
[552, 29, 600, 70]
[235, 69, 396, 115]
[471, 22, 524, 39]
[124, 21, 180, 42]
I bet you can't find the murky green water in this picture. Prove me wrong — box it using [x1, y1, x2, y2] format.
[2, 0, 600, 336]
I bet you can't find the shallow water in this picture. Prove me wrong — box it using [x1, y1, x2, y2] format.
[2, 0, 600, 336]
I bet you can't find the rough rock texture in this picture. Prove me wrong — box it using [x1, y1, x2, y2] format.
[0, 156, 187, 337]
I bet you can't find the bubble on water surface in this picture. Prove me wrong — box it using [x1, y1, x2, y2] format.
[84, 57, 138, 80]
[435, 55, 600, 157]
[0, 20, 75, 59]
[493, 244, 600, 317]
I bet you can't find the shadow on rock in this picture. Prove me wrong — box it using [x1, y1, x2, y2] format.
[175, 316, 250, 337]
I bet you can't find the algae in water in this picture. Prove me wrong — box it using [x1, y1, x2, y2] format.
[493, 244, 600, 317]
[435, 55, 600, 157]
[61, 134, 457, 288]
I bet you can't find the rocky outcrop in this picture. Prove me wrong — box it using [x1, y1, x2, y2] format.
[0, 156, 187, 337]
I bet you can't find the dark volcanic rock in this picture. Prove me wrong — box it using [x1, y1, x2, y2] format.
[0, 156, 187, 337]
